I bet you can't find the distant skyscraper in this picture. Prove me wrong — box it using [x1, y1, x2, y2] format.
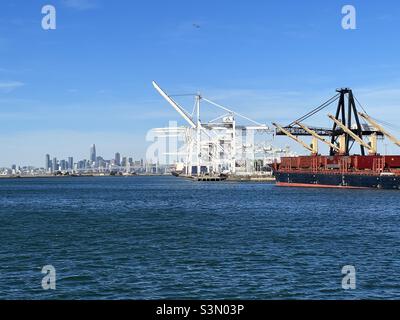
[78, 160, 85, 170]
[45, 154, 51, 171]
[90, 144, 96, 163]
[68, 157, 73, 171]
[96, 156, 105, 168]
[121, 157, 127, 167]
[115, 152, 121, 166]
[52, 157, 58, 172]
[60, 160, 66, 171]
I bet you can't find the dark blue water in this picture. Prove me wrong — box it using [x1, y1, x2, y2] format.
[0, 176, 399, 299]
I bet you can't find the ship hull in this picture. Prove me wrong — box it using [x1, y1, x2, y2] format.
[275, 172, 400, 190]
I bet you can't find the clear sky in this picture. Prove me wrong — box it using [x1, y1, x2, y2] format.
[1, 0, 400, 166]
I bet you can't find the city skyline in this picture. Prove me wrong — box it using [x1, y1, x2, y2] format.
[0, 144, 145, 171]
[42, 143, 140, 172]
[0, 143, 150, 175]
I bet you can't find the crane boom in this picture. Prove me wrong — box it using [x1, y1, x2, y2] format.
[328, 114, 372, 150]
[273, 123, 314, 153]
[152, 81, 196, 128]
[358, 112, 400, 147]
[295, 122, 340, 151]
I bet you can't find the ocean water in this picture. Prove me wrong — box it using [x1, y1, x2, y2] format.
[0, 176, 399, 300]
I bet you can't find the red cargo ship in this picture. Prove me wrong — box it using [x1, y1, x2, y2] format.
[272, 88, 400, 190]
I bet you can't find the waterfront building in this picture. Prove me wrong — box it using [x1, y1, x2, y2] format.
[60, 159, 66, 171]
[77, 160, 85, 170]
[115, 152, 121, 166]
[121, 157, 127, 167]
[90, 144, 96, 163]
[45, 154, 51, 172]
[68, 157, 74, 171]
[52, 158, 58, 172]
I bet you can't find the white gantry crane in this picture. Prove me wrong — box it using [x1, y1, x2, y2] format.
[152, 81, 272, 176]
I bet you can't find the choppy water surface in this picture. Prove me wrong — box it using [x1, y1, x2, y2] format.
[0, 176, 399, 299]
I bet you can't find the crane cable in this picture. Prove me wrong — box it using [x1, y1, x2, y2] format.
[288, 93, 340, 127]
[354, 96, 400, 133]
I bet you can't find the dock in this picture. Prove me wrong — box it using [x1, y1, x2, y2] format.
[227, 175, 275, 182]
[181, 175, 227, 182]
[193, 176, 227, 182]
[178, 174, 276, 182]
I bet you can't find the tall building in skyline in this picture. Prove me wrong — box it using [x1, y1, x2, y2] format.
[37, 146, 145, 175]
[45, 154, 51, 172]
[115, 152, 121, 166]
[52, 157, 58, 172]
[68, 157, 74, 171]
[60, 160, 66, 171]
[90, 144, 96, 163]
[121, 157, 127, 167]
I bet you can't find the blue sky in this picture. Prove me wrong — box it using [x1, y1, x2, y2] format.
[1, 0, 400, 166]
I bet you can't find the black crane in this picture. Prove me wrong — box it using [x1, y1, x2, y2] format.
[275, 88, 383, 156]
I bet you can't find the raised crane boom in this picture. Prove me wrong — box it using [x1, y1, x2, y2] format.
[295, 122, 340, 152]
[152, 81, 197, 128]
[273, 122, 315, 153]
[358, 112, 400, 147]
[328, 114, 373, 151]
